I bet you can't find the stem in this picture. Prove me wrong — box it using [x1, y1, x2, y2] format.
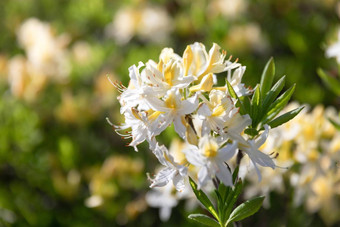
[236, 150, 244, 166]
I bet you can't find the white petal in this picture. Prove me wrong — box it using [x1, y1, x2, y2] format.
[160, 207, 172, 222]
[152, 144, 171, 166]
[173, 116, 186, 139]
[197, 166, 210, 189]
[179, 94, 198, 115]
[218, 141, 237, 161]
[216, 163, 233, 187]
[173, 173, 186, 192]
[197, 103, 212, 118]
[255, 124, 270, 147]
[247, 147, 275, 169]
[150, 167, 176, 188]
[183, 146, 204, 167]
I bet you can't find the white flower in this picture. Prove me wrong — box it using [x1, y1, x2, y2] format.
[17, 18, 70, 79]
[238, 125, 275, 181]
[118, 62, 154, 113]
[149, 144, 187, 191]
[197, 89, 237, 133]
[105, 6, 173, 45]
[113, 108, 161, 151]
[147, 89, 199, 139]
[326, 29, 340, 64]
[142, 58, 195, 97]
[145, 183, 179, 222]
[183, 135, 237, 189]
[187, 42, 240, 79]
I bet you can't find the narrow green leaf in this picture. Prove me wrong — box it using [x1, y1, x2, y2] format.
[260, 57, 275, 98]
[329, 118, 340, 131]
[262, 76, 286, 113]
[225, 179, 243, 220]
[267, 106, 304, 129]
[226, 79, 238, 99]
[232, 166, 239, 184]
[226, 80, 246, 115]
[227, 196, 265, 224]
[239, 95, 251, 115]
[244, 128, 258, 137]
[263, 84, 296, 123]
[318, 68, 340, 96]
[189, 177, 219, 220]
[219, 183, 231, 224]
[251, 85, 261, 127]
[188, 214, 220, 227]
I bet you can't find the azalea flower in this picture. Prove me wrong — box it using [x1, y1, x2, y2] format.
[149, 143, 187, 191]
[183, 135, 237, 189]
[197, 89, 238, 133]
[112, 108, 161, 151]
[186, 42, 240, 79]
[147, 89, 198, 139]
[238, 125, 275, 181]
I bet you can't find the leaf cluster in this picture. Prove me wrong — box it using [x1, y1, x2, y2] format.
[227, 58, 303, 137]
[188, 168, 264, 227]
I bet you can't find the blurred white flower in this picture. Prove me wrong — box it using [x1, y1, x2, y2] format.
[208, 0, 247, 19]
[105, 6, 173, 45]
[145, 183, 179, 222]
[17, 18, 71, 79]
[326, 29, 340, 63]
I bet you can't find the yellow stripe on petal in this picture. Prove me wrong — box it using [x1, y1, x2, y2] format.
[131, 108, 142, 121]
[183, 45, 193, 76]
[211, 105, 226, 117]
[189, 73, 213, 92]
[148, 110, 163, 121]
[164, 63, 175, 86]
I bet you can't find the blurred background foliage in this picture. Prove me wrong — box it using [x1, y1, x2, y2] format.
[0, 0, 340, 226]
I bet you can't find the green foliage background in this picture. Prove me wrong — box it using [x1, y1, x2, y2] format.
[0, 0, 339, 226]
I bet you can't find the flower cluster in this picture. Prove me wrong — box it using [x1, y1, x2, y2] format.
[113, 43, 276, 191]
[7, 18, 70, 101]
[243, 103, 340, 225]
[105, 5, 173, 45]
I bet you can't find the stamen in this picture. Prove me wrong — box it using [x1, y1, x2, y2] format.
[107, 75, 126, 93]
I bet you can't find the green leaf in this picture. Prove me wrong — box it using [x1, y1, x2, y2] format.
[227, 196, 265, 224]
[232, 166, 239, 184]
[263, 84, 296, 123]
[244, 128, 259, 137]
[226, 79, 238, 99]
[318, 68, 340, 96]
[260, 57, 275, 98]
[267, 106, 304, 129]
[218, 182, 231, 224]
[188, 214, 220, 227]
[189, 177, 219, 220]
[262, 76, 286, 113]
[251, 85, 261, 126]
[329, 118, 340, 131]
[224, 179, 243, 220]
[239, 95, 251, 115]
[226, 80, 246, 115]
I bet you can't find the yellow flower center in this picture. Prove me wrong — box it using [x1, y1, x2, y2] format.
[203, 141, 218, 157]
[164, 92, 177, 109]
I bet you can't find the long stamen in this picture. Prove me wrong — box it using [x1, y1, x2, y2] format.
[107, 75, 126, 93]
